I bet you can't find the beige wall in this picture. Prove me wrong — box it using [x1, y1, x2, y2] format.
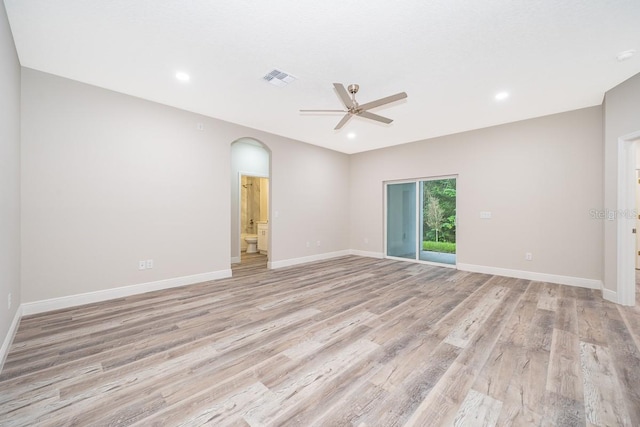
[21, 69, 350, 303]
[350, 106, 603, 281]
[603, 72, 640, 293]
[0, 2, 21, 358]
[268, 133, 350, 263]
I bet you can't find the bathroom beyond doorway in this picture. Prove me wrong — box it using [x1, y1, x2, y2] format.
[240, 175, 269, 264]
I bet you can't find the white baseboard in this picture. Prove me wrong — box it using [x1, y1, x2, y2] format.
[0, 305, 22, 373]
[602, 288, 618, 303]
[269, 250, 351, 269]
[457, 263, 602, 290]
[21, 269, 232, 316]
[349, 250, 384, 259]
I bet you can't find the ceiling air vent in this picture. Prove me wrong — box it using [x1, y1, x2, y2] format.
[263, 69, 296, 87]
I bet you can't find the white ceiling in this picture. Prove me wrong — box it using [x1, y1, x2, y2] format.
[4, 0, 640, 154]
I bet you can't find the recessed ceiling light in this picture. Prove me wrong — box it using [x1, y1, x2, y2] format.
[495, 91, 509, 101]
[347, 132, 356, 139]
[175, 71, 190, 82]
[616, 50, 636, 62]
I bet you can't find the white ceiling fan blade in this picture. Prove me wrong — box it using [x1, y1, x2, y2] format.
[334, 113, 352, 130]
[358, 92, 407, 111]
[358, 110, 393, 124]
[333, 83, 355, 109]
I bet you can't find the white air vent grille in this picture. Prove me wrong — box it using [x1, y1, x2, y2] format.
[263, 69, 296, 87]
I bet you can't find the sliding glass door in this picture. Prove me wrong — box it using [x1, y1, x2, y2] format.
[386, 177, 457, 266]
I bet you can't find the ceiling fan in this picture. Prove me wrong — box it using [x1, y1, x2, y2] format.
[300, 83, 407, 130]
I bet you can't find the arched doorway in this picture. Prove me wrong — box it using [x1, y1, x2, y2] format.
[230, 138, 271, 272]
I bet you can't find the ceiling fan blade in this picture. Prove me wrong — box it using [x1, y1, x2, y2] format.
[334, 113, 352, 130]
[358, 110, 393, 124]
[358, 92, 407, 111]
[333, 83, 355, 109]
[300, 109, 346, 113]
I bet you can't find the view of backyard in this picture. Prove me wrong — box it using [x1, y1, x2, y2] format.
[422, 178, 456, 254]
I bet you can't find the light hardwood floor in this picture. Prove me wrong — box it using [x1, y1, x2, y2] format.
[232, 252, 268, 278]
[1, 256, 639, 426]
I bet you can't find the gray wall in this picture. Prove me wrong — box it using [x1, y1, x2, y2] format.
[21, 68, 350, 303]
[350, 107, 603, 281]
[0, 2, 21, 360]
[603, 73, 640, 293]
[268, 134, 350, 263]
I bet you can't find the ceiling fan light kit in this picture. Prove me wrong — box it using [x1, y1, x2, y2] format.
[301, 83, 407, 130]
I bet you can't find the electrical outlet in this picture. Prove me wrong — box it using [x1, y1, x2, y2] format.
[316, 240, 321, 247]
[525, 252, 533, 261]
[146, 259, 153, 269]
[364, 238, 369, 244]
[7, 293, 11, 310]
[306, 241, 310, 248]
[138, 260, 146, 270]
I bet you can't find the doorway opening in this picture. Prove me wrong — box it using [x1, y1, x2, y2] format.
[617, 132, 640, 306]
[239, 174, 269, 267]
[230, 139, 271, 274]
[385, 176, 457, 267]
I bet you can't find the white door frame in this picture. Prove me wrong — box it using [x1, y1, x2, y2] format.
[616, 130, 640, 306]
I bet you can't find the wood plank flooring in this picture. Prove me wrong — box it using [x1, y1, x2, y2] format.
[1, 256, 639, 426]
[231, 252, 268, 278]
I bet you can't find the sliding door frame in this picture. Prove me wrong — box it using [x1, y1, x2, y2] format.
[384, 175, 458, 268]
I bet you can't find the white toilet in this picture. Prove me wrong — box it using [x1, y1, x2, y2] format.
[244, 235, 258, 254]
